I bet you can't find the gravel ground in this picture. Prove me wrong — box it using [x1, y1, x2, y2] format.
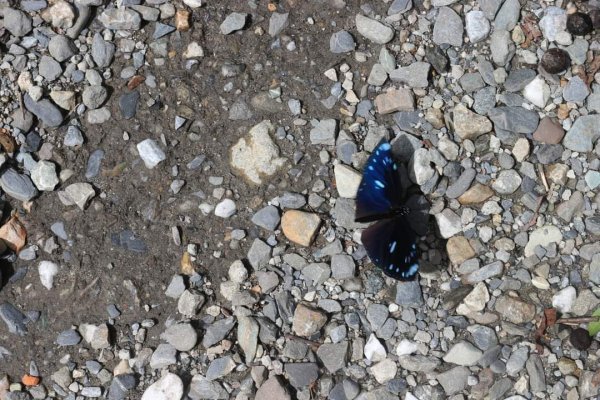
[0, 0, 600, 399]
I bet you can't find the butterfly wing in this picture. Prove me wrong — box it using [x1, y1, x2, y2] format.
[360, 215, 419, 281]
[355, 141, 404, 223]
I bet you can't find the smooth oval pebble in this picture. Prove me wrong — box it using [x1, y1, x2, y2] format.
[540, 48, 570, 74]
[566, 12, 593, 36]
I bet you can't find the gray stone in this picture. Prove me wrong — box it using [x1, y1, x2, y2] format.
[251, 205, 280, 231]
[433, 7, 463, 47]
[31, 160, 59, 191]
[269, 12, 289, 36]
[388, 0, 412, 15]
[98, 8, 142, 30]
[488, 378, 512, 400]
[119, 91, 140, 119]
[149, 343, 177, 369]
[206, 356, 236, 380]
[488, 107, 539, 133]
[563, 76, 590, 102]
[247, 239, 271, 269]
[82, 85, 108, 110]
[228, 100, 253, 120]
[467, 325, 497, 350]
[160, 323, 197, 351]
[567, 37, 589, 65]
[137, 139, 165, 169]
[492, 170, 522, 194]
[473, 86, 497, 114]
[443, 341, 482, 366]
[586, 217, 600, 236]
[435, 208, 462, 238]
[108, 374, 136, 400]
[10, 110, 34, 132]
[316, 341, 348, 373]
[465, 11, 490, 43]
[153, 22, 175, 39]
[24, 94, 63, 127]
[481, 0, 503, 19]
[330, 30, 355, 53]
[64, 125, 84, 146]
[490, 30, 512, 65]
[279, 192, 306, 209]
[188, 375, 228, 400]
[0, 303, 27, 335]
[367, 304, 389, 331]
[39, 55, 63, 81]
[238, 316, 259, 363]
[460, 72, 485, 93]
[92, 33, 115, 68]
[494, 0, 520, 30]
[395, 280, 423, 306]
[389, 62, 430, 88]
[1, 169, 38, 201]
[526, 355, 546, 393]
[310, 119, 338, 145]
[255, 376, 291, 400]
[536, 144, 563, 164]
[48, 35, 76, 62]
[563, 115, 600, 152]
[368, 64, 388, 86]
[284, 363, 319, 389]
[398, 355, 441, 372]
[504, 69, 536, 92]
[203, 317, 236, 348]
[331, 254, 355, 279]
[3, 8, 32, 37]
[506, 347, 529, 376]
[436, 366, 469, 395]
[446, 168, 476, 198]
[355, 14, 394, 44]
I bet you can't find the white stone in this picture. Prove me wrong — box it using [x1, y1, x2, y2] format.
[64, 182, 95, 210]
[182, 0, 202, 8]
[230, 120, 286, 185]
[137, 139, 166, 169]
[524, 225, 562, 257]
[228, 260, 248, 283]
[512, 138, 530, 162]
[370, 359, 397, 384]
[39, 261, 59, 289]
[31, 160, 59, 191]
[465, 11, 490, 43]
[355, 14, 394, 44]
[364, 333, 386, 362]
[443, 341, 483, 366]
[214, 199, 236, 218]
[334, 164, 362, 198]
[456, 282, 489, 315]
[552, 286, 576, 313]
[523, 76, 550, 108]
[183, 42, 203, 58]
[410, 148, 434, 185]
[141, 373, 184, 400]
[396, 339, 419, 356]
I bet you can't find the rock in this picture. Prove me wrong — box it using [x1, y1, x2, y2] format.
[436, 366, 469, 395]
[556, 191, 584, 222]
[165, 275, 185, 299]
[488, 107, 539, 134]
[56, 329, 82, 346]
[230, 121, 286, 185]
[563, 115, 600, 152]
[365, 334, 387, 362]
[410, 148, 434, 185]
[98, 8, 142, 30]
[395, 280, 423, 306]
[2, 8, 32, 37]
[63, 182, 95, 210]
[268, 12, 289, 36]
[458, 183, 494, 204]
[526, 355, 546, 393]
[202, 317, 235, 348]
[31, 160, 59, 191]
[355, 14, 394, 44]
[87, 107, 111, 124]
[309, 119, 338, 145]
[462, 261, 503, 284]
[331, 254, 355, 279]
[38, 261, 59, 290]
[48, 35, 76, 62]
[505, 69, 536, 92]
[450, 104, 492, 140]
[255, 377, 291, 400]
[398, 355, 441, 372]
[334, 164, 362, 198]
[443, 341, 482, 366]
[330, 30, 355, 53]
[220, 12, 247, 34]
[492, 170, 522, 194]
[494, 295, 535, 323]
[524, 225, 562, 257]
[92, 32, 115, 67]
[50, 90, 76, 110]
[375, 88, 415, 114]
[456, 282, 489, 315]
[251, 205, 280, 231]
[82, 86, 108, 110]
[39, 55, 63, 81]
[317, 341, 348, 373]
[183, 42, 204, 59]
[119, 91, 140, 119]
[80, 323, 110, 349]
[539, 7, 567, 42]
[533, 117, 564, 144]
[446, 168, 476, 198]
[540, 48, 570, 74]
[293, 304, 327, 337]
[137, 139, 166, 169]
[389, 62, 430, 88]
[10, 110, 34, 132]
[141, 373, 183, 400]
[160, 323, 197, 352]
[24, 94, 63, 127]
[506, 347, 529, 376]
[0, 303, 27, 335]
[370, 359, 397, 384]
[0, 169, 38, 201]
[177, 289, 204, 316]
[388, 0, 412, 14]
[466, 11, 490, 43]
[228, 100, 253, 120]
[284, 363, 318, 389]
[563, 76, 590, 102]
[567, 12, 594, 35]
[247, 239, 271, 269]
[432, 7, 463, 47]
[435, 208, 462, 239]
[108, 374, 137, 400]
[490, 30, 511, 65]
[281, 210, 321, 246]
[446, 236, 476, 265]
[523, 77, 550, 108]
[206, 356, 236, 381]
[552, 286, 576, 313]
[494, 0, 520, 31]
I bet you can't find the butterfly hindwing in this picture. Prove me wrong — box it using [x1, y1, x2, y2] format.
[355, 141, 404, 222]
[360, 215, 419, 281]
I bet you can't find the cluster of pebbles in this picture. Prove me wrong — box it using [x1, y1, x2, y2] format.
[0, 0, 600, 399]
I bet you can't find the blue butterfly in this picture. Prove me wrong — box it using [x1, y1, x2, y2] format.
[354, 140, 419, 281]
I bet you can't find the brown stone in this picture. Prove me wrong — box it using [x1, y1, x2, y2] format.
[533, 116, 565, 144]
[446, 236, 476, 265]
[175, 9, 190, 31]
[450, 104, 492, 140]
[374, 88, 414, 114]
[281, 210, 321, 246]
[494, 295, 536, 324]
[458, 183, 494, 205]
[255, 376, 292, 400]
[546, 163, 568, 185]
[292, 304, 327, 337]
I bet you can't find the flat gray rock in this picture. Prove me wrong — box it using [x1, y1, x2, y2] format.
[24, 94, 63, 127]
[433, 7, 463, 47]
[1, 168, 39, 201]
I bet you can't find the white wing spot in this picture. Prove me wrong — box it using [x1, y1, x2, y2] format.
[389, 241, 397, 253]
[374, 180, 385, 188]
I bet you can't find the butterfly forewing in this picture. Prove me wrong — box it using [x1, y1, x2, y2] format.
[360, 216, 419, 281]
[355, 141, 405, 222]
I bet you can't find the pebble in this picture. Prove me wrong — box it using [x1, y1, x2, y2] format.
[119, 91, 140, 119]
[63, 183, 95, 210]
[284, 363, 318, 389]
[38, 261, 59, 290]
[563, 115, 600, 152]
[141, 373, 183, 400]
[436, 366, 470, 395]
[433, 7, 463, 47]
[31, 161, 59, 191]
[24, 94, 63, 127]
[268, 12, 289, 36]
[330, 31, 356, 53]
[466, 11, 490, 43]
[1, 169, 38, 201]
[3, 8, 32, 37]
[255, 377, 291, 400]
[292, 304, 327, 337]
[552, 286, 576, 313]
[82, 86, 108, 110]
[64, 126, 85, 147]
[443, 341, 483, 366]
[563, 76, 590, 102]
[540, 48, 570, 74]
[281, 210, 321, 247]
[451, 104, 492, 140]
[492, 170, 522, 194]
[334, 164, 362, 198]
[160, 323, 197, 352]
[92, 33, 115, 68]
[220, 12, 247, 35]
[355, 14, 394, 44]
[237, 316, 259, 363]
[149, 344, 177, 369]
[389, 62, 430, 88]
[317, 341, 348, 373]
[494, 295, 535, 323]
[370, 359, 397, 384]
[374, 88, 414, 114]
[523, 77, 550, 108]
[98, 8, 142, 30]
[567, 12, 593, 36]
[435, 209, 462, 238]
[56, 329, 82, 346]
[309, 119, 338, 145]
[87, 107, 111, 124]
[251, 205, 280, 231]
[494, 0, 520, 31]
[490, 30, 511, 65]
[48, 35, 76, 62]
[214, 199, 236, 218]
[137, 139, 166, 169]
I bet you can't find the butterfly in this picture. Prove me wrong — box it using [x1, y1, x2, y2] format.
[354, 140, 420, 281]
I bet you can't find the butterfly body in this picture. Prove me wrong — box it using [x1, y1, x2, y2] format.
[354, 140, 420, 281]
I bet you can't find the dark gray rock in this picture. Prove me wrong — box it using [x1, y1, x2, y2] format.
[85, 149, 105, 180]
[24, 94, 63, 127]
[0, 169, 38, 201]
[504, 69, 536, 92]
[119, 91, 140, 119]
[57, 329, 82, 346]
[251, 205, 280, 231]
[0, 302, 27, 336]
[488, 107, 539, 133]
[284, 363, 319, 389]
[203, 317, 236, 348]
